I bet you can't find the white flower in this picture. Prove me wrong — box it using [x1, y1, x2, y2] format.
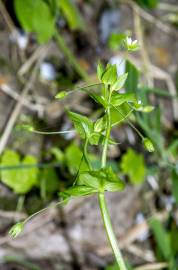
[125, 37, 139, 52]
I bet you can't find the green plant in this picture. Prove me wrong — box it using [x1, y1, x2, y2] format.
[149, 218, 178, 270]
[14, 0, 87, 79]
[9, 37, 155, 269]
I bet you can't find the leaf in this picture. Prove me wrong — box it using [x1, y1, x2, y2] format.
[0, 150, 38, 194]
[94, 116, 106, 132]
[79, 168, 125, 192]
[56, 0, 85, 30]
[78, 172, 100, 189]
[65, 143, 88, 174]
[20, 155, 39, 193]
[111, 73, 128, 91]
[111, 103, 133, 126]
[68, 111, 93, 138]
[40, 168, 59, 197]
[111, 92, 136, 107]
[51, 147, 64, 163]
[121, 148, 145, 184]
[108, 32, 127, 50]
[125, 60, 139, 93]
[101, 64, 117, 86]
[89, 93, 107, 108]
[171, 169, 178, 204]
[61, 185, 97, 199]
[149, 218, 172, 261]
[135, 0, 158, 9]
[14, 0, 55, 43]
[97, 62, 104, 81]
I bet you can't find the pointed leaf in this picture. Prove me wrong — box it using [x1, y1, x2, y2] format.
[68, 111, 93, 138]
[111, 73, 128, 91]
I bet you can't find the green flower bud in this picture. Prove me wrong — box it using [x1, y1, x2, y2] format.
[9, 222, 24, 238]
[143, 138, 155, 152]
[21, 124, 34, 132]
[55, 91, 68, 99]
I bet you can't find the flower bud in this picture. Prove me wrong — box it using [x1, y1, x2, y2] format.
[143, 138, 155, 152]
[9, 222, 24, 238]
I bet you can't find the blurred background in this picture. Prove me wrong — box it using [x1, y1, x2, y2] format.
[0, 0, 178, 269]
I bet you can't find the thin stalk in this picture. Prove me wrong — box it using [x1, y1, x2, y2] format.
[54, 30, 88, 80]
[98, 193, 127, 270]
[99, 86, 127, 270]
[29, 129, 75, 135]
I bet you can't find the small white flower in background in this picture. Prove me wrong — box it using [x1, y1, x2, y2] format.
[135, 213, 149, 241]
[40, 62, 57, 81]
[10, 30, 29, 50]
[125, 37, 139, 51]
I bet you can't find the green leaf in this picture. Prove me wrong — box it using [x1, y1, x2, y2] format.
[121, 148, 145, 184]
[149, 218, 172, 261]
[94, 116, 106, 132]
[40, 168, 59, 197]
[125, 60, 139, 93]
[171, 169, 178, 204]
[61, 185, 97, 199]
[0, 150, 38, 194]
[51, 147, 64, 163]
[111, 103, 133, 126]
[97, 62, 104, 81]
[79, 168, 125, 192]
[89, 93, 107, 108]
[78, 171, 100, 189]
[65, 143, 88, 174]
[14, 0, 55, 43]
[68, 111, 93, 138]
[135, 0, 158, 9]
[111, 73, 128, 92]
[101, 64, 117, 86]
[56, 0, 85, 30]
[108, 32, 127, 50]
[111, 92, 136, 107]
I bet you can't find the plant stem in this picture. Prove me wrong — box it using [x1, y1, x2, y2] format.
[54, 30, 88, 80]
[98, 192, 127, 270]
[84, 138, 91, 170]
[99, 86, 127, 270]
[101, 88, 111, 168]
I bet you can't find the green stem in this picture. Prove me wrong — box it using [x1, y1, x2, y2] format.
[84, 138, 91, 170]
[101, 88, 111, 168]
[54, 30, 88, 80]
[99, 86, 127, 270]
[98, 193, 127, 270]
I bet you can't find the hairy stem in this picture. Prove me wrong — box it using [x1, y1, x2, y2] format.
[99, 86, 127, 270]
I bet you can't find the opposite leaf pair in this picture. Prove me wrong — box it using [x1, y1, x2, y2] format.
[61, 167, 125, 201]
